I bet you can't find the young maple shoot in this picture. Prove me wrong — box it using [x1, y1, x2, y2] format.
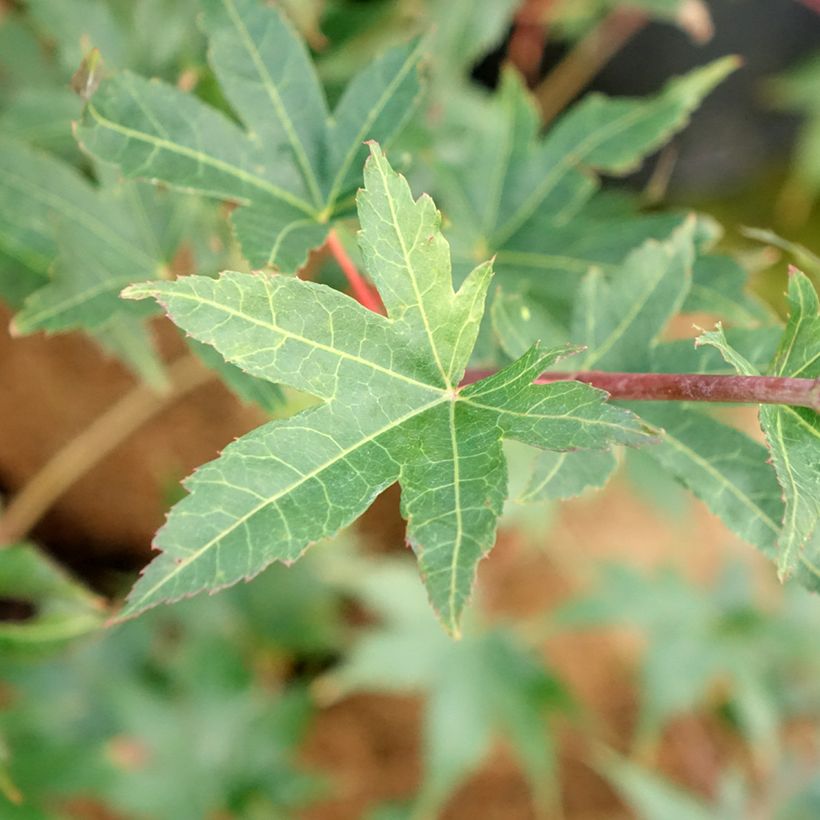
[122, 144, 653, 635]
[2, 0, 817, 634]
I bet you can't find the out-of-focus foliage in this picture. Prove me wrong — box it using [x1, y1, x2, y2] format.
[325, 555, 572, 817]
[558, 562, 820, 750]
[1, 540, 819, 817]
[769, 52, 820, 209]
[0, 550, 343, 818]
[0, 544, 105, 655]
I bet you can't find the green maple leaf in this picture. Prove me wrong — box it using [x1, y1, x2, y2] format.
[698, 269, 820, 582]
[75, 0, 424, 272]
[433, 58, 744, 366]
[438, 59, 735, 267]
[122, 144, 651, 633]
[0, 135, 281, 407]
[0, 135, 174, 385]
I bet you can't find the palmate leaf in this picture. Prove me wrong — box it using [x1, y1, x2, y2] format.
[434, 59, 739, 365]
[122, 145, 651, 633]
[0, 136, 168, 384]
[438, 59, 735, 266]
[0, 135, 284, 405]
[698, 270, 820, 581]
[76, 0, 424, 272]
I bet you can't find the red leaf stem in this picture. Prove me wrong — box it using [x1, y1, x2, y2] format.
[461, 370, 820, 411]
[508, 0, 555, 84]
[326, 229, 385, 314]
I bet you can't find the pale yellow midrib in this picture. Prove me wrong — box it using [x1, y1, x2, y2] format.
[373, 159, 451, 388]
[446, 400, 464, 633]
[86, 102, 316, 217]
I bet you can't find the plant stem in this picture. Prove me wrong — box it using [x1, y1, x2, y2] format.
[533, 9, 647, 125]
[0, 355, 213, 546]
[326, 229, 385, 314]
[507, 0, 555, 85]
[461, 370, 820, 411]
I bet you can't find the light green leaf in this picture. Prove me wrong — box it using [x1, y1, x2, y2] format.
[186, 337, 282, 413]
[76, 0, 424, 271]
[121, 144, 651, 633]
[698, 271, 820, 581]
[571, 218, 696, 370]
[0, 544, 105, 654]
[521, 450, 618, 502]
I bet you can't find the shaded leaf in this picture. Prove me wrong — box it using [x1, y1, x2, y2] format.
[683, 253, 773, 326]
[0, 136, 212, 385]
[439, 59, 735, 260]
[570, 219, 696, 370]
[521, 449, 618, 502]
[698, 270, 820, 582]
[76, 0, 424, 271]
[0, 544, 105, 654]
